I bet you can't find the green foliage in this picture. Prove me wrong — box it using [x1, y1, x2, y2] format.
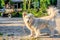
[19, 12, 22, 17]
[33, 0, 39, 9]
[11, 12, 16, 17]
[23, 0, 26, 10]
[28, 0, 31, 11]
[0, 0, 5, 9]
[11, 12, 22, 17]
[10, 0, 15, 5]
[27, 0, 50, 17]
[39, 0, 50, 16]
[29, 9, 48, 17]
[10, 0, 51, 17]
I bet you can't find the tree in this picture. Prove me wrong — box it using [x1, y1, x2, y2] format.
[23, 0, 50, 17]
[23, 0, 26, 10]
[28, 0, 31, 10]
[31, 0, 50, 17]
[33, 0, 39, 9]
[40, 0, 50, 13]
[0, 0, 5, 9]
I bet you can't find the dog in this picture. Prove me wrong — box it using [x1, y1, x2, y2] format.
[22, 6, 58, 37]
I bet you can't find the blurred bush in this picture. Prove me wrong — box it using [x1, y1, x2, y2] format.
[0, 0, 5, 9]
[11, 12, 22, 18]
[26, 0, 50, 17]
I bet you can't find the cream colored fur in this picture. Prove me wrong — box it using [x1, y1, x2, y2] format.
[22, 7, 58, 37]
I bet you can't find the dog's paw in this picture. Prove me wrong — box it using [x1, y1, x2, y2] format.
[34, 35, 40, 38]
[28, 34, 35, 37]
[34, 34, 40, 38]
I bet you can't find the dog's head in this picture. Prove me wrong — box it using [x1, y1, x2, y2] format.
[22, 12, 34, 23]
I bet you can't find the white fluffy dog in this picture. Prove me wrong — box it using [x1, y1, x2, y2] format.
[22, 7, 58, 37]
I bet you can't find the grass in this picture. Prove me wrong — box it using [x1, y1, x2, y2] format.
[0, 36, 60, 40]
[20, 37, 41, 40]
[19, 35, 50, 40]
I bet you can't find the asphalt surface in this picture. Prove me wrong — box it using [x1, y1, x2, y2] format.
[0, 12, 60, 38]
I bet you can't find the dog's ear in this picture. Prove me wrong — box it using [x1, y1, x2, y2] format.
[23, 12, 27, 17]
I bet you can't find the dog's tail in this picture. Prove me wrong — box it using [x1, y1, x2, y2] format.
[40, 7, 58, 20]
[47, 7, 58, 19]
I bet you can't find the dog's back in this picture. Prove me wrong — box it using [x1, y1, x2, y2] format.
[31, 18, 49, 29]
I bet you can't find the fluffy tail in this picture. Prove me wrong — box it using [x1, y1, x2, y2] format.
[40, 7, 58, 20]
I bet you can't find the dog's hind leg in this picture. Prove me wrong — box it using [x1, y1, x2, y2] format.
[55, 29, 60, 36]
[34, 24, 47, 37]
[29, 27, 40, 37]
[49, 27, 55, 37]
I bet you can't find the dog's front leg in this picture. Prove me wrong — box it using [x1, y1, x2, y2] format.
[29, 27, 39, 37]
[29, 30, 35, 37]
[35, 29, 40, 37]
[28, 27, 36, 37]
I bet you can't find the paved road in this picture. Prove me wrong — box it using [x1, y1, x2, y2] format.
[0, 12, 60, 38]
[0, 18, 25, 26]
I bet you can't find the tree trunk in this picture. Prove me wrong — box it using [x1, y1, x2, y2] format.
[23, 0, 26, 10]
